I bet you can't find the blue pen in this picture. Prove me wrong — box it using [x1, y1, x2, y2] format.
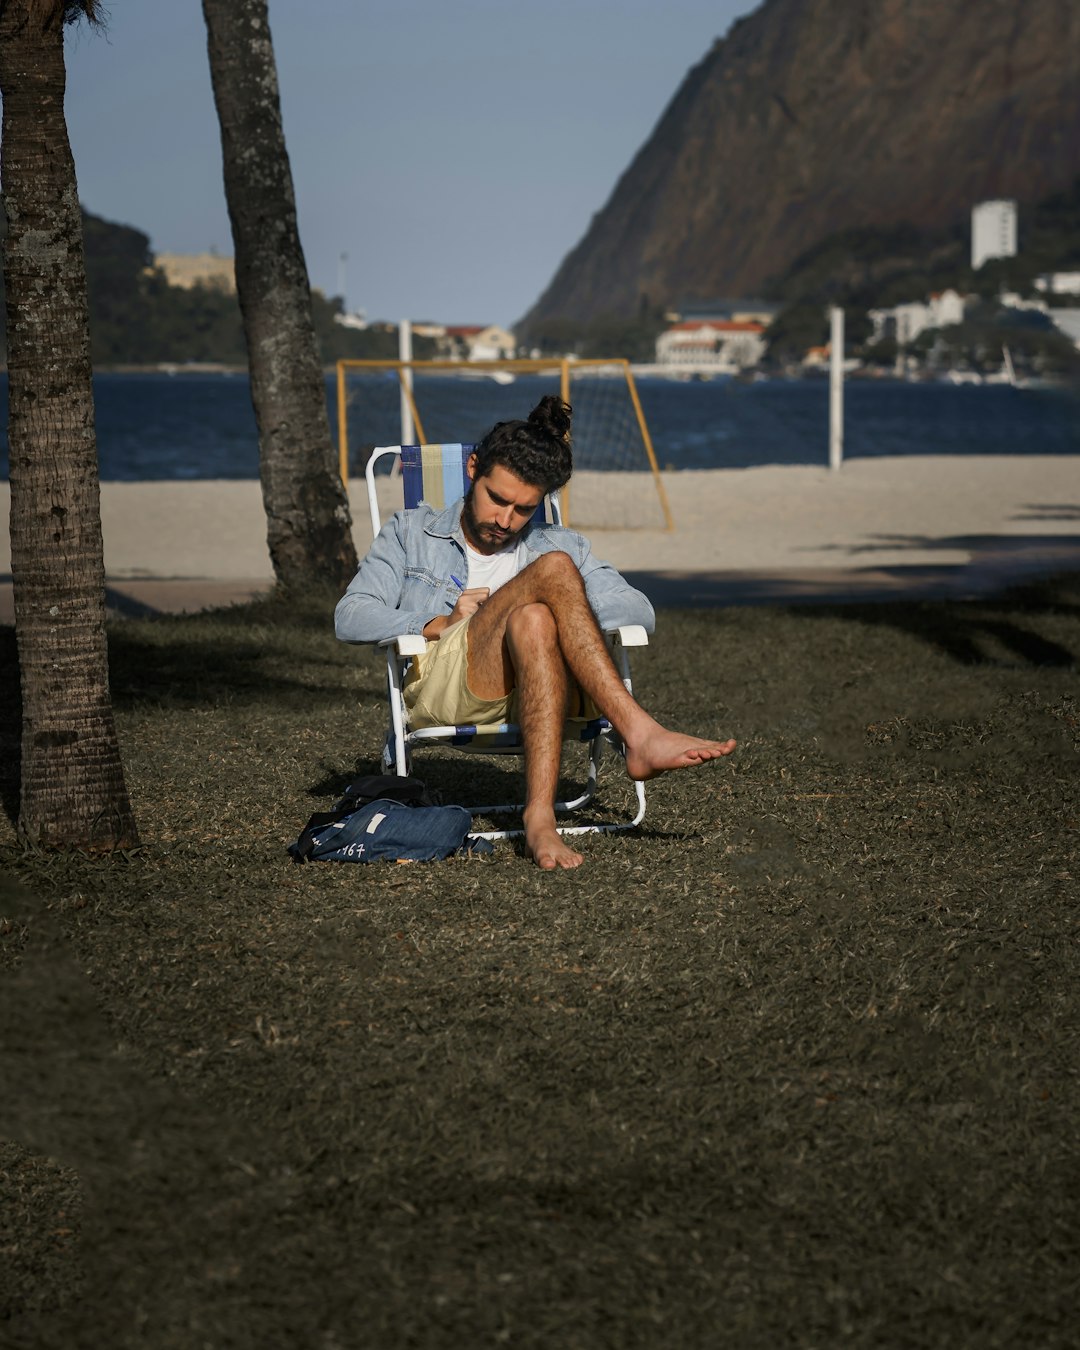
[450, 574, 465, 589]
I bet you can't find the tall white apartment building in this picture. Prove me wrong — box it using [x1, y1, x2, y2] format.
[971, 200, 1018, 269]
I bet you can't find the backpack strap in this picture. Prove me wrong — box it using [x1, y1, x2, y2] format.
[289, 804, 355, 863]
[335, 774, 442, 811]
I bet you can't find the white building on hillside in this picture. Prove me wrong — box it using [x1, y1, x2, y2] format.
[438, 325, 515, 361]
[1034, 272, 1080, 296]
[971, 200, 1018, 270]
[655, 320, 766, 370]
[997, 292, 1049, 315]
[333, 308, 368, 331]
[155, 251, 235, 293]
[1049, 309, 1080, 349]
[868, 289, 967, 346]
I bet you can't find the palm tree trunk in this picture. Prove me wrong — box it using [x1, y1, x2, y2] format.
[0, 0, 138, 849]
[201, 0, 358, 592]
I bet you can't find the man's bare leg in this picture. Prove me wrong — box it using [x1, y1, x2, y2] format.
[504, 603, 584, 870]
[466, 552, 736, 780]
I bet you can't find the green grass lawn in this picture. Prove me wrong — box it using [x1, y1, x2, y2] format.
[2, 578, 1078, 1349]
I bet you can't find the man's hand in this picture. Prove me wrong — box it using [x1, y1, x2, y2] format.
[422, 587, 489, 640]
[451, 587, 489, 622]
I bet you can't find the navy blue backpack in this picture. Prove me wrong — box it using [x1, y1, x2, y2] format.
[288, 774, 491, 864]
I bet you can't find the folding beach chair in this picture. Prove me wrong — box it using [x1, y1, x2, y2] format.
[364, 443, 648, 842]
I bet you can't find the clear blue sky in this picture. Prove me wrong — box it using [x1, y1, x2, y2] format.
[63, 1, 759, 329]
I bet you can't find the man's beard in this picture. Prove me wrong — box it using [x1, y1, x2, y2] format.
[462, 487, 519, 554]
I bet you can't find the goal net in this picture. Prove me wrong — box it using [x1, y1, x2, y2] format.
[335, 358, 672, 531]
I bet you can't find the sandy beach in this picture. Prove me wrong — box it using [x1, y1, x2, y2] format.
[1, 455, 1078, 621]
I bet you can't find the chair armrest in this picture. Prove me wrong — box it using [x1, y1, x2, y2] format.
[606, 624, 649, 647]
[378, 634, 429, 657]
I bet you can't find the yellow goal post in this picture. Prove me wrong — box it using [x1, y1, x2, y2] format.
[335, 357, 674, 532]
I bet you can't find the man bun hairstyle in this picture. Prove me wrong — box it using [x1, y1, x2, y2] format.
[471, 394, 573, 496]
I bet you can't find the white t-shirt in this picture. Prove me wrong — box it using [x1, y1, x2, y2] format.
[465, 537, 529, 594]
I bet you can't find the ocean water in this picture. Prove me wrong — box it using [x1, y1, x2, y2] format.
[1, 370, 1078, 481]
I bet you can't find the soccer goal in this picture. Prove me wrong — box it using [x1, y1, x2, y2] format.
[335, 358, 673, 531]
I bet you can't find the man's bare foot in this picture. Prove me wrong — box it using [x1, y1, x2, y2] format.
[523, 810, 585, 870]
[623, 725, 736, 782]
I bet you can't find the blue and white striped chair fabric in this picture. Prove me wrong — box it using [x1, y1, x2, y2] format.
[364, 442, 647, 839]
[399, 442, 550, 521]
[399, 442, 472, 513]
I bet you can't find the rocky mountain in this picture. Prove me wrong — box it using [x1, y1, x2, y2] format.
[519, 0, 1080, 334]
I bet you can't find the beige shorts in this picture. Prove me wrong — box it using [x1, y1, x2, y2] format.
[402, 615, 599, 731]
[404, 615, 514, 729]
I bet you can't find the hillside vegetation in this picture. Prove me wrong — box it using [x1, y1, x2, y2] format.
[764, 176, 1080, 368]
[525, 177, 1080, 371]
[0, 210, 405, 369]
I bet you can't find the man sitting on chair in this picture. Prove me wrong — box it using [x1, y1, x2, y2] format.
[335, 395, 736, 870]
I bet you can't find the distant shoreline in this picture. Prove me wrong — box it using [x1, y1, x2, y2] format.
[4, 364, 1070, 388]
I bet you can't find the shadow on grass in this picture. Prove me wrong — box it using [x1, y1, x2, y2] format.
[4, 573, 1077, 835]
[104, 627, 376, 711]
[790, 570, 1080, 668]
[0, 589, 384, 828]
[101, 588, 383, 712]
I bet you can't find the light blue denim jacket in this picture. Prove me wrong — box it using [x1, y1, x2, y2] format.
[335, 498, 655, 644]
